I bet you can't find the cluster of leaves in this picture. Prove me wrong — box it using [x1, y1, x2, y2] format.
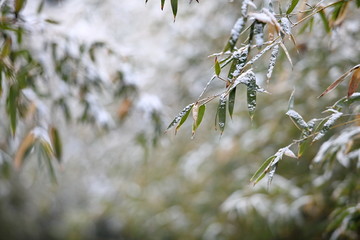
[166, 0, 360, 181]
[0, 0, 138, 181]
[145, 0, 199, 21]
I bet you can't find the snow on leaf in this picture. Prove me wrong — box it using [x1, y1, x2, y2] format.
[313, 111, 343, 142]
[250, 155, 276, 185]
[224, 17, 246, 52]
[280, 17, 291, 35]
[217, 94, 227, 134]
[175, 104, 193, 134]
[230, 47, 249, 79]
[286, 109, 309, 131]
[266, 44, 279, 82]
[167, 103, 195, 131]
[246, 75, 257, 119]
[253, 20, 265, 47]
[284, 148, 297, 159]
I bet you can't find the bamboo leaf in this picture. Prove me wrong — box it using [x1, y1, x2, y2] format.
[348, 68, 360, 97]
[286, 0, 299, 14]
[14, 0, 26, 15]
[214, 57, 221, 76]
[286, 109, 309, 131]
[171, 0, 178, 21]
[319, 64, 360, 98]
[313, 111, 343, 142]
[279, 41, 293, 68]
[1, 37, 12, 59]
[224, 17, 246, 52]
[37, 0, 45, 13]
[356, 0, 360, 7]
[284, 148, 297, 159]
[298, 138, 310, 158]
[161, 0, 165, 10]
[228, 88, 236, 119]
[217, 95, 227, 134]
[247, 82, 257, 120]
[175, 104, 193, 133]
[167, 103, 195, 131]
[319, 9, 331, 33]
[267, 44, 279, 83]
[288, 89, 295, 110]
[50, 127, 62, 162]
[253, 20, 265, 47]
[7, 84, 18, 136]
[250, 155, 276, 185]
[14, 132, 35, 169]
[192, 104, 206, 136]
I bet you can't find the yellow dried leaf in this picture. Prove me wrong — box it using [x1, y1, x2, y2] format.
[14, 132, 35, 169]
[348, 68, 360, 97]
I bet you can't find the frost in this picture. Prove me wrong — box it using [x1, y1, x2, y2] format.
[313, 111, 343, 142]
[280, 17, 292, 35]
[229, 17, 245, 46]
[266, 44, 279, 81]
[167, 103, 195, 130]
[253, 21, 265, 47]
[286, 110, 309, 130]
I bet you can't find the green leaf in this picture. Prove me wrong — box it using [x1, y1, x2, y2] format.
[175, 105, 193, 133]
[39, 142, 57, 184]
[217, 95, 227, 134]
[1, 37, 12, 59]
[286, 0, 299, 14]
[214, 57, 221, 76]
[37, 0, 45, 14]
[7, 84, 18, 136]
[161, 0, 165, 10]
[167, 103, 195, 131]
[0, 70, 2, 97]
[171, 0, 178, 21]
[356, 0, 360, 7]
[298, 138, 310, 158]
[319, 10, 331, 33]
[228, 87, 236, 118]
[246, 74, 257, 119]
[250, 155, 276, 185]
[192, 104, 206, 135]
[224, 17, 246, 52]
[14, 0, 26, 15]
[50, 127, 62, 162]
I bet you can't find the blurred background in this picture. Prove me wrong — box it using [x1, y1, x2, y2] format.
[0, 0, 359, 239]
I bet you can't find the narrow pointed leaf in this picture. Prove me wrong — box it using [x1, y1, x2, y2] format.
[286, 0, 299, 14]
[284, 148, 297, 159]
[286, 109, 309, 131]
[319, 10, 331, 33]
[167, 103, 195, 131]
[1, 37, 12, 59]
[50, 127, 62, 162]
[228, 88, 236, 118]
[319, 64, 360, 97]
[171, 0, 178, 21]
[266, 44, 279, 82]
[247, 83, 257, 119]
[288, 89, 295, 110]
[217, 95, 227, 134]
[279, 41, 293, 68]
[7, 85, 18, 136]
[214, 57, 221, 76]
[175, 105, 193, 133]
[250, 155, 276, 185]
[14, 0, 26, 15]
[298, 138, 310, 158]
[161, 0, 165, 10]
[253, 20, 265, 47]
[14, 132, 35, 169]
[348, 68, 360, 97]
[192, 104, 206, 135]
[267, 163, 278, 188]
[313, 111, 343, 142]
[224, 17, 246, 52]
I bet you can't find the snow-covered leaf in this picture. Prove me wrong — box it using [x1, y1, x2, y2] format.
[250, 155, 276, 185]
[313, 111, 343, 142]
[167, 103, 195, 131]
[266, 44, 279, 82]
[175, 104, 193, 133]
[217, 94, 227, 134]
[253, 20, 265, 47]
[286, 109, 309, 131]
